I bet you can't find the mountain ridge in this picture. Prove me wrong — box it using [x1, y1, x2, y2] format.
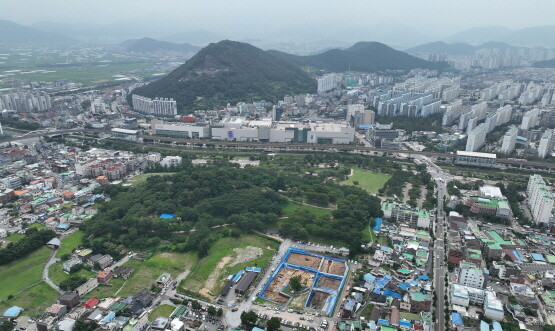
[121, 37, 200, 54]
[268, 41, 447, 72]
[130, 40, 316, 111]
[0, 20, 76, 45]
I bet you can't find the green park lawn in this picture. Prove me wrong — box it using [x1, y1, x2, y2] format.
[56, 230, 85, 257]
[282, 201, 332, 218]
[0, 247, 52, 300]
[179, 234, 278, 298]
[0, 282, 59, 317]
[341, 168, 391, 194]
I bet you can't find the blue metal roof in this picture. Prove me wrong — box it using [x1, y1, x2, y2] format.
[3, 306, 23, 317]
[531, 253, 546, 262]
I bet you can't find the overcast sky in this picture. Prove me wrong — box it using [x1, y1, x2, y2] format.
[4, 0, 555, 41]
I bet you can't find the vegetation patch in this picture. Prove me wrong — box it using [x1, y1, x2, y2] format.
[148, 304, 176, 321]
[0, 247, 51, 299]
[340, 168, 391, 194]
[0, 282, 59, 317]
[56, 230, 84, 257]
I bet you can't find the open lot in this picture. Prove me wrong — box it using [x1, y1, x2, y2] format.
[0, 282, 59, 317]
[340, 168, 391, 194]
[148, 304, 176, 321]
[179, 234, 278, 300]
[85, 252, 197, 299]
[0, 247, 51, 299]
[56, 230, 84, 257]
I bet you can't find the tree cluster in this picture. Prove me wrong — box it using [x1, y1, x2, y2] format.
[0, 229, 56, 265]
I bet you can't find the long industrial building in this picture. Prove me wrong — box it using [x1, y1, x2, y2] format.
[151, 118, 355, 144]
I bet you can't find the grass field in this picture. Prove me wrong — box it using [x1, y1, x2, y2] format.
[3, 232, 25, 243]
[84, 252, 197, 299]
[0, 247, 51, 300]
[282, 201, 333, 218]
[340, 169, 391, 194]
[56, 230, 84, 257]
[128, 172, 177, 185]
[179, 234, 279, 299]
[48, 262, 96, 286]
[148, 304, 176, 321]
[116, 252, 197, 297]
[361, 226, 377, 243]
[0, 282, 59, 317]
[28, 223, 45, 230]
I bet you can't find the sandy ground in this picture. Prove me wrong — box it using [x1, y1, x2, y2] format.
[229, 246, 263, 267]
[200, 256, 233, 299]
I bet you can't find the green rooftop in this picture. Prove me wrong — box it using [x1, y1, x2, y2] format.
[409, 291, 431, 302]
[488, 230, 512, 245]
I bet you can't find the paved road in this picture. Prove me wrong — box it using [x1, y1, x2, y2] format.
[42, 249, 62, 293]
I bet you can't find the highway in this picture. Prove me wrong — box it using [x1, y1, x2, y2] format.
[5, 128, 555, 170]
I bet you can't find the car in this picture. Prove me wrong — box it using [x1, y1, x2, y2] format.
[231, 308, 238, 312]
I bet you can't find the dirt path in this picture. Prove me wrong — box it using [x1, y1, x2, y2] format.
[402, 183, 412, 203]
[348, 168, 354, 178]
[199, 256, 233, 299]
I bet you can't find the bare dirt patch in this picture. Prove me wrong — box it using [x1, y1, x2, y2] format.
[229, 246, 263, 267]
[200, 256, 233, 299]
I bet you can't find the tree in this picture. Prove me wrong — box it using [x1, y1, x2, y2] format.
[240, 311, 258, 328]
[73, 319, 97, 331]
[216, 308, 223, 317]
[289, 275, 304, 292]
[191, 300, 202, 310]
[267, 317, 281, 331]
[207, 306, 217, 316]
[60, 276, 87, 291]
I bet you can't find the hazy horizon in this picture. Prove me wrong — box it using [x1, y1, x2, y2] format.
[3, 0, 555, 46]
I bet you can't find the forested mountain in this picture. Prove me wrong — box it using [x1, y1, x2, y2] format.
[533, 58, 555, 68]
[122, 37, 200, 54]
[130, 40, 316, 110]
[267, 41, 447, 72]
[0, 20, 75, 45]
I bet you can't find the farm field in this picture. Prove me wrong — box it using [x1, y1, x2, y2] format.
[178, 234, 279, 300]
[340, 168, 390, 194]
[0, 282, 59, 317]
[0, 247, 52, 300]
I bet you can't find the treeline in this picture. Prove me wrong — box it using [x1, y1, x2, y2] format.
[0, 229, 56, 265]
[375, 113, 444, 134]
[0, 118, 41, 131]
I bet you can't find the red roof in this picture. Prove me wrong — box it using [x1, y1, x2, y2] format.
[83, 298, 99, 309]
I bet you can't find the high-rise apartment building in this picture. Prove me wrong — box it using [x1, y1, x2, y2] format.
[466, 123, 488, 152]
[527, 174, 554, 224]
[500, 127, 518, 154]
[538, 129, 553, 158]
[132, 95, 177, 117]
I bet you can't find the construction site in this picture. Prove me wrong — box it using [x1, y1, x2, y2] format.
[259, 248, 347, 315]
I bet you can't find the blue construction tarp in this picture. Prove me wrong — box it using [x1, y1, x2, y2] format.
[377, 320, 389, 326]
[246, 267, 262, 272]
[159, 213, 176, 219]
[374, 277, 389, 288]
[451, 313, 463, 325]
[531, 253, 546, 262]
[373, 218, 382, 231]
[418, 275, 429, 281]
[380, 246, 392, 252]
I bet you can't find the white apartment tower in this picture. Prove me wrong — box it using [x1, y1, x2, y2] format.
[527, 175, 554, 224]
[317, 74, 341, 94]
[538, 129, 553, 158]
[500, 127, 518, 154]
[132, 95, 177, 117]
[466, 123, 488, 152]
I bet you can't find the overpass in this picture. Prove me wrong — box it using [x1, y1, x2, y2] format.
[5, 128, 555, 169]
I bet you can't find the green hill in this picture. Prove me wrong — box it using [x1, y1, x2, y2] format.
[268, 41, 447, 72]
[130, 40, 316, 111]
